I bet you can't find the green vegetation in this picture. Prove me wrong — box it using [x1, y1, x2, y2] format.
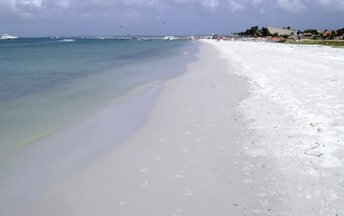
[303, 29, 321, 35]
[236, 26, 344, 40]
[237, 26, 261, 37]
[261, 27, 272, 37]
[237, 26, 272, 37]
[236, 26, 344, 39]
[287, 39, 344, 47]
[235, 25, 344, 47]
[336, 28, 344, 37]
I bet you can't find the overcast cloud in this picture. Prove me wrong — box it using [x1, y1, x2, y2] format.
[0, 0, 343, 36]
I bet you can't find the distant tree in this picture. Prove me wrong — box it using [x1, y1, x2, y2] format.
[255, 26, 261, 37]
[248, 26, 260, 37]
[322, 29, 329, 39]
[261, 27, 271, 37]
[330, 30, 336, 39]
[336, 28, 344, 36]
[237, 26, 261, 37]
[304, 29, 319, 35]
[287, 26, 291, 30]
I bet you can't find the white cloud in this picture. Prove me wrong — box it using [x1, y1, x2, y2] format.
[173, 0, 219, 11]
[276, 0, 306, 13]
[122, 0, 157, 8]
[315, 0, 344, 11]
[15, 0, 43, 9]
[252, 0, 265, 5]
[200, 0, 219, 11]
[56, 0, 70, 9]
[0, 0, 15, 10]
[228, 0, 245, 12]
[316, 0, 331, 5]
[173, 0, 192, 5]
[1, 0, 344, 18]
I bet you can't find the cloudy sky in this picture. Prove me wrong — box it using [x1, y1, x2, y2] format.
[0, 0, 343, 36]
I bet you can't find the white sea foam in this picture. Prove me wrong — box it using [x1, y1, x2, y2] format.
[59, 39, 75, 42]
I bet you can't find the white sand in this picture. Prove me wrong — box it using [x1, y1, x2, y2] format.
[26, 43, 251, 216]
[207, 40, 344, 215]
[23, 41, 344, 215]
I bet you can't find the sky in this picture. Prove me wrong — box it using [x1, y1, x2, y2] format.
[0, 0, 343, 36]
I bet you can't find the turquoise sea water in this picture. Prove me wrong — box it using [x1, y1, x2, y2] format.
[0, 38, 195, 159]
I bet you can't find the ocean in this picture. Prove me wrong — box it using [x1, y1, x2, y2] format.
[0, 38, 197, 161]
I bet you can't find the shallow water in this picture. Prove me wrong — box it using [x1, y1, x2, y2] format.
[0, 38, 197, 160]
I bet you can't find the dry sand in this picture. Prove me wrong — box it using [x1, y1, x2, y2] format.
[19, 41, 344, 215]
[207, 40, 344, 215]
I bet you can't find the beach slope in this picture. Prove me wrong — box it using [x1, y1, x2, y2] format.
[27, 42, 250, 216]
[208, 40, 344, 215]
[26, 40, 344, 215]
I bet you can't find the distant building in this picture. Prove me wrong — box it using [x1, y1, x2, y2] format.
[303, 32, 313, 38]
[269, 37, 287, 43]
[323, 30, 333, 38]
[212, 33, 219, 40]
[267, 27, 297, 36]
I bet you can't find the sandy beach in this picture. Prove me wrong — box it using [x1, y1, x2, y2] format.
[25, 42, 251, 215]
[209, 40, 344, 215]
[4, 41, 344, 215]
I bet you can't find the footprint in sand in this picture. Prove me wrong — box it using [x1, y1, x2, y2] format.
[259, 199, 270, 206]
[175, 209, 183, 213]
[141, 180, 149, 187]
[245, 179, 253, 184]
[154, 155, 161, 161]
[182, 148, 190, 152]
[194, 137, 202, 142]
[252, 209, 263, 214]
[183, 188, 193, 196]
[140, 168, 148, 173]
[172, 208, 184, 215]
[241, 166, 250, 172]
[160, 139, 166, 143]
[184, 131, 191, 135]
[176, 172, 184, 179]
[145, 149, 151, 153]
[189, 158, 198, 164]
[119, 200, 128, 206]
[256, 193, 268, 197]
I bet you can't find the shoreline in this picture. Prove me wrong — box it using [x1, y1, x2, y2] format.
[0, 81, 165, 216]
[2, 39, 343, 215]
[0, 42, 198, 216]
[0, 40, 197, 162]
[25, 41, 252, 216]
